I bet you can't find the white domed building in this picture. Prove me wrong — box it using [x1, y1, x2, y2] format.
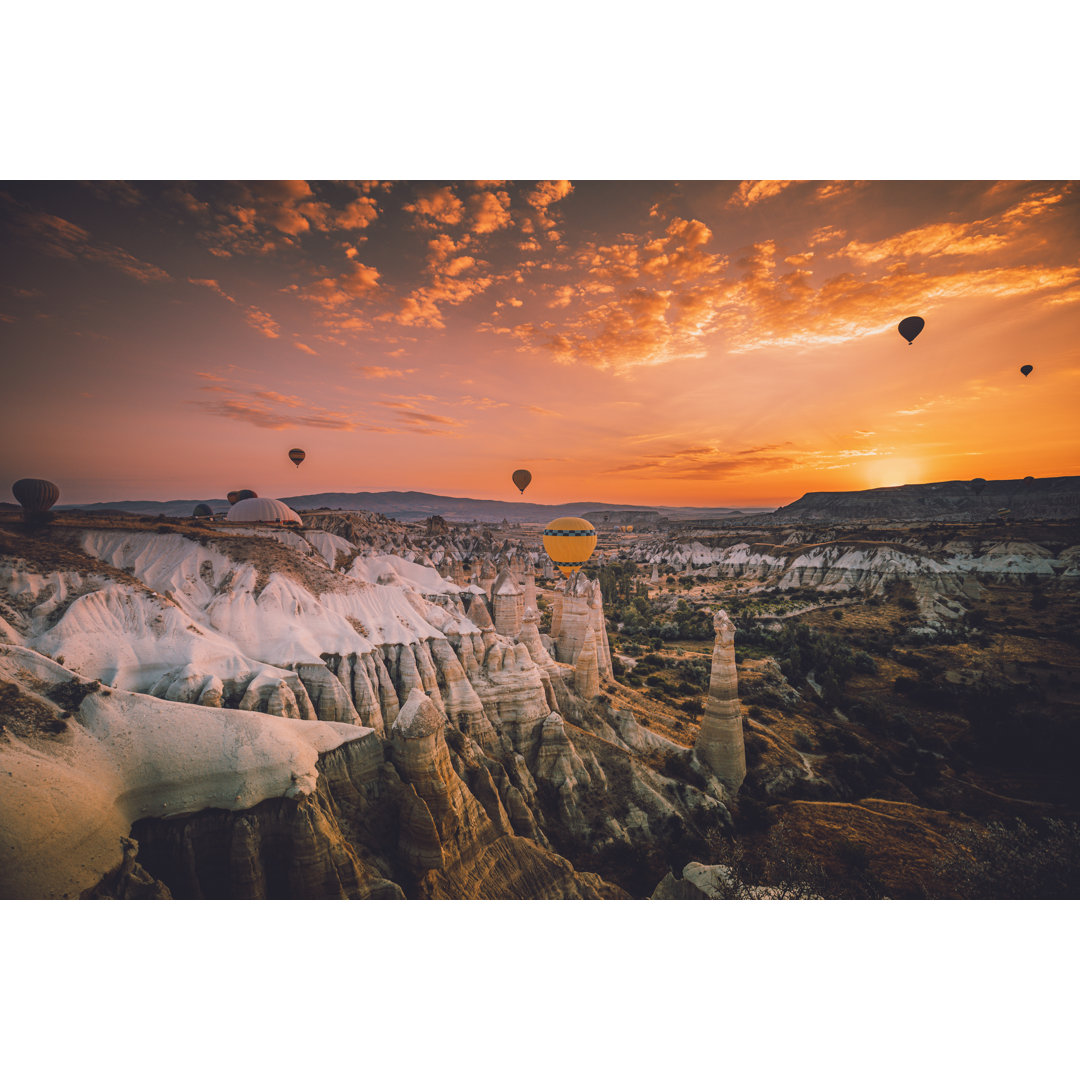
[225, 497, 302, 525]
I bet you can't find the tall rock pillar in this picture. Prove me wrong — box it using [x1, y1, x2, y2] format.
[693, 609, 746, 794]
[491, 570, 525, 637]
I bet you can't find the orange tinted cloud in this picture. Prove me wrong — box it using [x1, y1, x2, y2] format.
[404, 186, 466, 226]
[469, 190, 512, 234]
[728, 181, 799, 208]
[22, 209, 170, 283]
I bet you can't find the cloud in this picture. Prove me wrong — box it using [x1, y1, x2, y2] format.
[515, 288, 676, 372]
[354, 365, 410, 378]
[82, 180, 143, 205]
[815, 181, 867, 201]
[21, 210, 170, 283]
[194, 398, 356, 430]
[378, 399, 466, 434]
[727, 181, 799, 208]
[243, 308, 280, 339]
[836, 186, 1070, 265]
[294, 342, 318, 355]
[528, 405, 561, 416]
[188, 277, 235, 302]
[337, 196, 379, 230]
[404, 186, 466, 226]
[468, 190, 512, 234]
[189, 277, 282, 340]
[301, 263, 381, 309]
[525, 181, 573, 228]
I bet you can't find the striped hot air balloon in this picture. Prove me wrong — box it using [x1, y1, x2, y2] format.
[12, 478, 59, 514]
[289, 448, 306, 467]
[542, 516, 597, 578]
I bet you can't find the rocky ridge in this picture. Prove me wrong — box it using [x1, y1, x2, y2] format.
[0, 518, 733, 899]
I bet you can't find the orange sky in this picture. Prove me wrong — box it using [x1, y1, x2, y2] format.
[1, 180, 1078, 507]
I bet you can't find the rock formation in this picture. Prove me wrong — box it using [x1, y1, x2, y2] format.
[491, 569, 524, 637]
[550, 572, 612, 679]
[573, 626, 600, 699]
[693, 609, 746, 794]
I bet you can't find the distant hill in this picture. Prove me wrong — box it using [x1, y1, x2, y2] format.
[60, 490, 772, 523]
[757, 476, 1080, 522]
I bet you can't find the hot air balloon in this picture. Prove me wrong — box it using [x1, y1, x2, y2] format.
[512, 469, 532, 495]
[234, 489, 258, 503]
[898, 316, 925, 344]
[227, 491, 241, 505]
[192, 503, 212, 519]
[1020, 365, 1033, 377]
[1023, 475, 1034, 486]
[289, 448, 306, 468]
[542, 517, 597, 578]
[969, 478, 987, 495]
[12, 478, 60, 514]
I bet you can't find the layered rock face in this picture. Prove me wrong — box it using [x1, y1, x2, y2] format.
[1, 520, 739, 899]
[550, 572, 613, 679]
[573, 626, 600, 699]
[693, 610, 746, 795]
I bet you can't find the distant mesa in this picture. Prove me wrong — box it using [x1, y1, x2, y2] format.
[225, 497, 302, 525]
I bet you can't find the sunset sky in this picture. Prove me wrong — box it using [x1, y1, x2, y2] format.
[1, 179, 1078, 508]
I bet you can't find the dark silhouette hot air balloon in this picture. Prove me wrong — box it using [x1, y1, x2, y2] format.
[512, 469, 532, 494]
[234, 489, 258, 503]
[969, 478, 987, 495]
[12, 478, 59, 514]
[898, 316, 925, 344]
[1023, 475, 1034, 486]
[1020, 365, 1033, 377]
[289, 448, 306, 468]
[227, 491, 241, 505]
[12, 478, 60, 528]
[543, 517, 597, 578]
[192, 503, 212, 519]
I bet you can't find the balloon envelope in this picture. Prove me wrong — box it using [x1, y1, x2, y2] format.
[543, 517, 597, 578]
[192, 503, 212, 518]
[1020, 365, 1033, 377]
[226, 491, 241, 505]
[898, 316, 925, 344]
[289, 448, 306, 467]
[1023, 475, 1034, 486]
[12, 478, 59, 513]
[234, 489, 258, 503]
[512, 469, 532, 494]
[969, 478, 987, 494]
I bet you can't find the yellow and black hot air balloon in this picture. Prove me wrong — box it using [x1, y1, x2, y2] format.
[542, 516, 597, 578]
[512, 469, 532, 495]
[289, 448, 306, 468]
